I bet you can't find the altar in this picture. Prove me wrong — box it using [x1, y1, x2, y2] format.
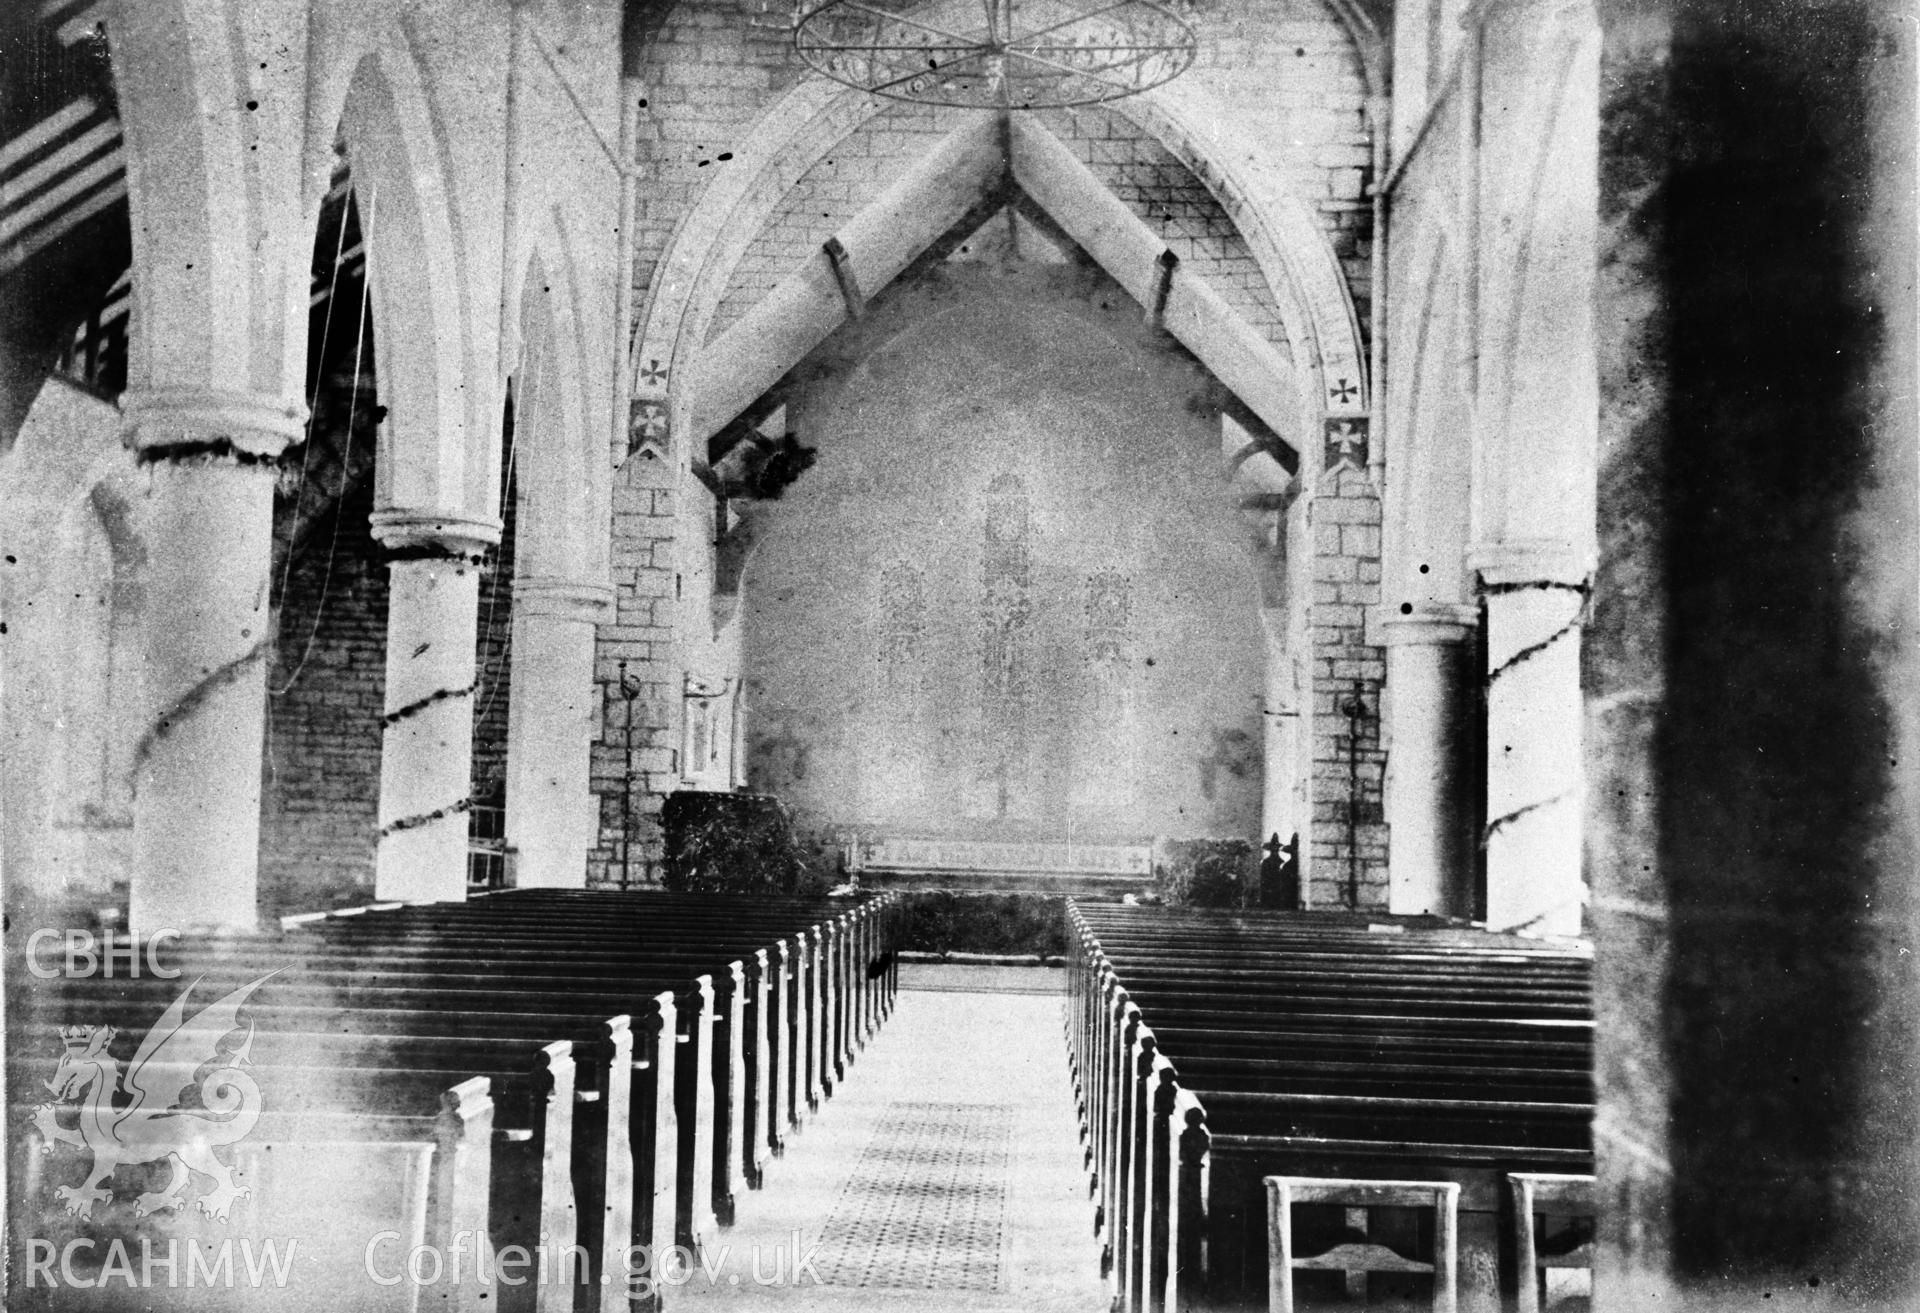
[842, 835, 1155, 895]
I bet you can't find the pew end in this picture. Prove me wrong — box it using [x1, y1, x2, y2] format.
[1264, 1177, 1460, 1313]
[1507, 1172, 1594, 1313]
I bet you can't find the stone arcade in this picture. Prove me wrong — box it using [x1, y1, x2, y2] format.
[1, 1, 1915, 1310]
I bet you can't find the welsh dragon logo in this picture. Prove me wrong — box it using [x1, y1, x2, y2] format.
[32, 973, 274, 1222]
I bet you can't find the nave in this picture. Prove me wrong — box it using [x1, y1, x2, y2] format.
[673, 965, 1103, 1312]
[2, 0, 1915, 1305]
[13, 895, 1595, 1313]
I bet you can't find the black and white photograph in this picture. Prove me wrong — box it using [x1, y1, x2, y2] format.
[1, 1, 1915, 1310]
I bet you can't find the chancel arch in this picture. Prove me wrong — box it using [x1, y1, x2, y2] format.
[629, 83, 1369, 458]
[622, 55, 1387, 894]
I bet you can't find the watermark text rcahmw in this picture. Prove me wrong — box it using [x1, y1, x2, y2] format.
[24, 1237, 298, 1288]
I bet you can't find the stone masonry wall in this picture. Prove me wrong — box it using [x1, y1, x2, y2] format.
[637, 1, 1374, 337]
[262, 450, 387, 916]
[590, 456, 678, 888]
[1307, 463, 1386, 907]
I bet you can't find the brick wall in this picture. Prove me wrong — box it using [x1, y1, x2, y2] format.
[1035, 105, 1298, 352]
[630, 1, 800, 320]
[260, 369, 517, 916]
[589, 456, 679, 888]
[1307, 464, 1387, 907]
[471, 461, 517, 808]
[586, 1, 806, 889]
[635, 0, 1371, 352]
[706, 98, 976, 341]
[1188, 2, 1375, 340]
[261, 402, 387, 918]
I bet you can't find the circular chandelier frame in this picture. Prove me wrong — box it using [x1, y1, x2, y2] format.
[792, 1, 1200, 110]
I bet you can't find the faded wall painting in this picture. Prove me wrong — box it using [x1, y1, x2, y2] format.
[743, 265, 1265, 845]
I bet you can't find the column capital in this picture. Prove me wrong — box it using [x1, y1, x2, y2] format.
[1383, 602, 1480, 646]
[121, 387, 307, 461]
[370, 510, 502, 563]
[512, 576, 616, 622]
[1468, 538, 1593, 588]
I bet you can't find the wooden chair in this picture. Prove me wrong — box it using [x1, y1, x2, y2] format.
[1264, 1177, 1459, 1313]
[1508, 1172, 1595, 1313]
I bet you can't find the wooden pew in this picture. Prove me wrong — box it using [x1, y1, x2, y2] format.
[300, 888, 895, 1162]
[237, 954, 712, 1261]
[283, 890, 900, 1265]
[1103, 1017, 1589, 1311]
[1508, 1172, 1595, 1313]
[263, 920, 783, 1196]
[1265, 1177, 1461, 1313]
[282, 891, 891, 1244]
[12, 1056, 498, 1313]
[57, 953, 691, 1256]
[21, 964, 651, 1313]
[1101, 1000, 1585, 1307]
[9, 891, 901, 1312]
[1064, 900, 1593, 1313]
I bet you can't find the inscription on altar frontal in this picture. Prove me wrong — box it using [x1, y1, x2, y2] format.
[847, 837, 1153, 877]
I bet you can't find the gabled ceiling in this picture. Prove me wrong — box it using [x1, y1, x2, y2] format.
[687, 115, 1304, 474]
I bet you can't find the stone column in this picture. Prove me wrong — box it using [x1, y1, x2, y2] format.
[1382, 603, 1479, 918]
[506, 578, 614, 887]
[1471, 541, 1587, 936]
[123, 388, 304, 936]
[370, 512, 498, 902]
[1587, 3, 1919, 1302]
[1258, 611, 1300, 854]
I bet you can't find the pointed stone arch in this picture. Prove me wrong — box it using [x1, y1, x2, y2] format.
[0, 380, 142, 922]
[326, 12, 518, 904]
[629, 80, 1368, 467]
[513, 235, 603, 585]
[109, 0, 311, 406]
[337, 38, 498, 531]
[502, 233, 614, 889]
[665, 114, 1317, 470]
[1383, 223, 1472, 606]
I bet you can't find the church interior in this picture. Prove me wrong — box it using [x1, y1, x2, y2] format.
[1, 0, 1916, 1309]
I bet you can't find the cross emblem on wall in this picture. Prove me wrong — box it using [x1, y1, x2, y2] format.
[639, 358, 668, 389]
[1329, 376, 1359, 406]
[629, 400, 670, 459]
[1323, 416, 1368, 474]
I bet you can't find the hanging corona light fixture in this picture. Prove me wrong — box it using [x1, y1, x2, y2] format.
[792, 0, 1199, 109]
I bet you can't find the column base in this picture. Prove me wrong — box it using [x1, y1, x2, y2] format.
[1382, 604, 1479, 920]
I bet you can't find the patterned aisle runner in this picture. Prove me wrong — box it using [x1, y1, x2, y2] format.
[811, 1103, 1015, 1292]
[671, 975, 1106, 1310]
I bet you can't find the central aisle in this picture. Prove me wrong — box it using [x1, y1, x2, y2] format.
[669, 965, 1107, 1311]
